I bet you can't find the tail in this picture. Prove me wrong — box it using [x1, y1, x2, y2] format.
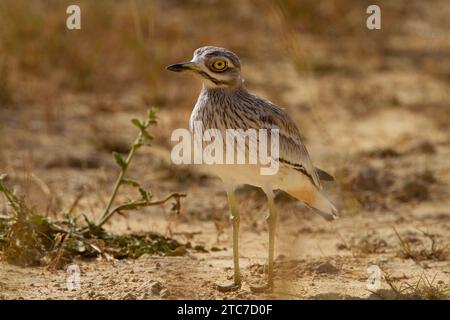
[287, 187, 338, 222]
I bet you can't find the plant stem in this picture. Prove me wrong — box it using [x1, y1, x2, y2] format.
[98, 134, 142, 225]
[0, 176, 22, 216]
[97, 192, 186, 228]
[95, 108, 183, 228]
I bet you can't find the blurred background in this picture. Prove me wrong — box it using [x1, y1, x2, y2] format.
[0, 0, 449, 299]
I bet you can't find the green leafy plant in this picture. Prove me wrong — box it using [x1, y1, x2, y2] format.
[0, 108, 189, 268]
[97, 107, 185, 227]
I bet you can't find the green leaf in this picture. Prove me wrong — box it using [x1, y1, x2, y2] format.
[138, 188, 152, 202]
[131, 118, 143, 129]
[30, 214, 48, 226]
[121, 178, 140, 187]
[133, 141, 143, 149]
[112, 152, 127, 169]
[147, 108, 158, 125]
[165, 245, 187, 256]
[140, 129, 153, 141]
[83, 215, 107, 238]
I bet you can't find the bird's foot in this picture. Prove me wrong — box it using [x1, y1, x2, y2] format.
[214, 281, 241, 292]
[250, 281, 273, 293]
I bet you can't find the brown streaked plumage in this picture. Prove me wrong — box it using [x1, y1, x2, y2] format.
[167, 46, 337, 292]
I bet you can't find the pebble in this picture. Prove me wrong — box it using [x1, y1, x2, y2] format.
[159, 288, 169, 298]
[123, 293, 137, 300]
[150, 281, 163, 295]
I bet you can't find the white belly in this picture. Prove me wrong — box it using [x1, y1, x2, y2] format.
[198, 162, 310, 192]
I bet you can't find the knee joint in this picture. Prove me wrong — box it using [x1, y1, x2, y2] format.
[266, 213, 277, 223]
[230, 215, 240, 223]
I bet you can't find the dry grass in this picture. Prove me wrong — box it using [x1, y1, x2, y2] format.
[372, 271, 450, 300]
[393, 227, 449, 263]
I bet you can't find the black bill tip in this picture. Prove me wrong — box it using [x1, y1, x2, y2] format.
[167, 63, 189, 72]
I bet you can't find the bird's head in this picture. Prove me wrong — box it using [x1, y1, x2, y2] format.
[167, 46, 242, 89]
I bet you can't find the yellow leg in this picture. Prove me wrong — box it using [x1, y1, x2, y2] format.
[228, 189, 241, 285]
[216, 188, 241, 292]
[267, 193, 277, 287]
[251, 191, 277, 293]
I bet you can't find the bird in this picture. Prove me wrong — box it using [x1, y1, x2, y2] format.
[167, 46, 337, 292]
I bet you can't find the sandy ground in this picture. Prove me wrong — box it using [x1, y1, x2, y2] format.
[1, 73, 449, 299]
[1, 201, 449, 299]
[0, 1, 449, 300]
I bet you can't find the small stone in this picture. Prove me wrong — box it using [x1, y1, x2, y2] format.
[141, 292, 151, 299]
[235, 292, 246, 299]
[159, 288, 169, 298]
[396, 179, 429, 202]
[316, 262, 339, 274]
[150, 281, 163, 295]
[123, 293, 137, 300]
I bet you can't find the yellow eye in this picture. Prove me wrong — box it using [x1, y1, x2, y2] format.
[211, 59, 227, 71]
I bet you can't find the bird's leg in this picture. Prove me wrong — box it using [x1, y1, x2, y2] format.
[251, 191, 277, 293]
[215, 189, 241, 292]
[267, 193, 277, 287]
